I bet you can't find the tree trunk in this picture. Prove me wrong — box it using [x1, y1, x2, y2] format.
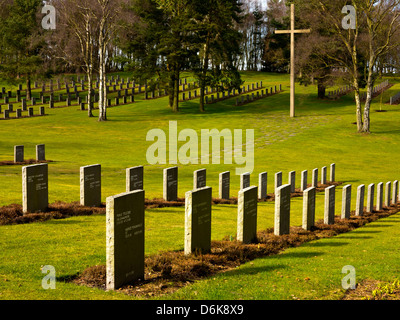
[317, 82, 326, 99]
[26, 78, 32, 101]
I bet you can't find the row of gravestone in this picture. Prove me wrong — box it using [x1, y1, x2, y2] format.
[389, 91, 400, 105]
[359, 80, 390, 101]
[13, 145, 46, 163]
[327, 85, 353, 98]
[19, 160, 400, 291]
[2, 106, 46, 120]
[235, 85, 282, 106]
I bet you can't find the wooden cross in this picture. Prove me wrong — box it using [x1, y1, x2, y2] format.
[275, 4, 311, 118]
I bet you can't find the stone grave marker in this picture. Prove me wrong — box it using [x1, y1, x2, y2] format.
[385, 181, 391, 207]
[392, 180, 398, 205]
[301, 170, 308, 192]
[258, 172, 268, 200]
[341, 184, 352, 219]
[237, 186, 258, 244]
[321, 166, 327, 185]
[330, 163, 336, 182]
[367, 183, 375, 213]
[219, 171, 230, 200]
[274, 184, 291, 235]
[36, 144, 45, 161]
[106, 190, 145, 290]
[312, 168, 318, 188]
[324, 185, 335, 225]
[163, 167, 178, 201]
[240, 172, 251, 190]
[275, 171, 283, 191]
[22, 163, 48, 213]
[288, 171, 296, 193]
[376, 182, 383, 211]
[126, 166, 144, 192]
[193, 169, 207, 190]
[355, 184, 365, 216]
[302, 187, 316, 231]
[80, 164, 101, 207]
[184, 187, 212, 255]
[14, 145, 24, 163]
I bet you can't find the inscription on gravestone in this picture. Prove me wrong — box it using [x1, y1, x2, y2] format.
[237, 186, 258, 244]
[184, 187, 212, 255]
[22, 163, 48, 213]
[126, 166, 144, 192]
[106, 190, 145, 290]
[80, 164, 101, 207]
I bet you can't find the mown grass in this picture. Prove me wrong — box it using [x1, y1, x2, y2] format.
[0, 72, 400, 300]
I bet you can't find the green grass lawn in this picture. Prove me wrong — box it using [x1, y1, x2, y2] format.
[1, 72, 400, 300]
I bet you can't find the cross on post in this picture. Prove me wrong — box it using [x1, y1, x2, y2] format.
[275, 4, 310, 118]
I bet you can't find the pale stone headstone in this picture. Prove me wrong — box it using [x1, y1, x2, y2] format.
[324, 185, 335, 225]
[312, 168, 318, 188]
[126, 166, 144, 192]
[392, 180, 398, 205]
[301, 170, 308, 191]
[237, 186, 258, 244]
[275, 171, 283, 191]
[36, 144, 45, 161]
[193, 169, 207, 190]
[258, 172, 268, 200]
[302, 187, 316, 230]
[321, 166, 327, 185]
[376, 182, 383, 211]
[219, 171, 230, 200]
[184, 186, 212, 255]
[341, 184, 352, 219]
[106, 190, 145, 291]
[80, 164, 101, 207]
[355, 184, 365, 216]
[330, 163, 336, 182]
[163, 167, 178, 201]
[14, 145, 24, 163]
[240, 172, 251, 190]
[367, 183, 375, 213]
[22, 163, 48, 213]
[385, 181, 391, 207]
[288, 171, 296, 193]
[274, 184, 291, 235]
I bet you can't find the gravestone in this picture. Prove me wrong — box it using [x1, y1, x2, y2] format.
[330, 163, 336, 182]
[184, 187, 212, 255]
[14, 145, 24, 163]
[219, 171, 230, 200]
[341, 184, 352, 219]
[16, 109, 21, 118]
[288, 171, 296, 193]
[302, 187, 316, 231]
[274, 184, 291, 235]
[355, 184, 365, 216]
[376, 182, 384, 211]
[367, 183, 375, 213]
[324, 185, 335, 225]
[163, 167, 178, 201]
[240, 172, 251, 190]
[392, 180, 398, 205]
[80, 164, 101, 207]
[193, 169, 207, 190]
[321, 166, 327, 185]
[36, 144, 45, 161]
[22, 163, 48, 213]
[301, 170, 308, 192]
[106, 190, 145, 291]
[126, 166, 144, 192]
[385, 181, 391, 207]
[237, 186, 258, 244]
[258, 172, 268, 200]
[275, 172, 283, 191]
[312, 168, 318, 188]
